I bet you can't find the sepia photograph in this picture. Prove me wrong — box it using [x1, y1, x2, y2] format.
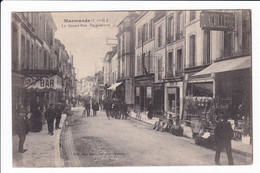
[2, 1, 259, 172]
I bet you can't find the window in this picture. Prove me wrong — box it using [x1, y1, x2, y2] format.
[158, 26, 162, 47]
[242, 10, 251, 54]
[122, 34, 125, 54]
[148, 51, 153, 72]
[187, 82, 213, 97]
[12, 25, 18, 70]
[143, 23, 148, 42]
[147, 87, 152, 98]
[137, 56, 141, 74]
[158, 57, 162, 80]
[21, 35, 26, 69]
[189, 35, 196, 67]
[44, 50, 47, 69]
[176, 12, 181, 40]
[176, 49, 182, 74]
[35, 46, 38, 69]
[224, 31, 232, 57]
[26, 41, 30, 69]
[167, 87, 179, 113]
[167, 52, 173, 76]
[168, 17, 174, 43]
[138, 28, 142, 45]
[149, 19, 154, 38]
[135, 87, 140, 105]
[31, 44, 34, 69]
[190, 11, 196, 21]
[203, 30, 211, 64]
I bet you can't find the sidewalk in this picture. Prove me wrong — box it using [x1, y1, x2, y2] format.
[12, 114, 66, 167]
[129, 111, 253, 157]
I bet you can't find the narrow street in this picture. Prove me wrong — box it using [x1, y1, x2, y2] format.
[61, 106, 252, 167]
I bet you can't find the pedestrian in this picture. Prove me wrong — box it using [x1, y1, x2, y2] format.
[121, 101, 127, 119]
[55, 103, 62, 130]
[214, 115, 234, 165]
[15, 109, 29, 153]
[147, 101, 154, 119]
[30, 96, 42, 132]
[104, 98, 111, 119]
[83, 100, 91, 117]
[99, 97, 103, 111]
[111, 99, 115, 118]
[92, 100, 99, 116]
[45, 104, 56, 135]
[114, 99, 120, 119]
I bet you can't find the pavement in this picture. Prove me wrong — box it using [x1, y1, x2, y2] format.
[12, 114, 66, 167]
[129, 111, 253, 157]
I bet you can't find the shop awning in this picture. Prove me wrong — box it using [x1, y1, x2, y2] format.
[193, 56, 251, 77]
[107, 82, 122, 91]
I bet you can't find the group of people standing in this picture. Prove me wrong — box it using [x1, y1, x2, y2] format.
[14, 96, 66, 153]
[82, 99, 99, 117]
[103, 98, 128, 120]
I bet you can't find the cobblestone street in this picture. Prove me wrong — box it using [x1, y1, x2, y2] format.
[61, 107, 252, 166]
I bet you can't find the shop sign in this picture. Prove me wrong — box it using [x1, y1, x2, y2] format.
[200, 12, 235, 31]
[24, 75, 62, 90]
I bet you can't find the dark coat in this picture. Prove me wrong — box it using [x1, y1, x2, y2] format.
[84, 102, 90, 109]
[45, 108, 56, 121]
[55, 107, 62, 119]
[92, 102, 99, 111]
[16, 115, 29, 136]
[214, 120, 233, 142]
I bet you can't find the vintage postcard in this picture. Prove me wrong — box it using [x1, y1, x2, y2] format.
[2, 1, 259, 173]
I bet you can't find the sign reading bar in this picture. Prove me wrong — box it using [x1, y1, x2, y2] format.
[24, 75, 62, 90]
[200, 12, 235, 31]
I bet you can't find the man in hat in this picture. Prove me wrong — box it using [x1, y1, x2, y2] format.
[16, 109, 29, 153]
[214, 114, 234, 165]
[45, 104, 56, 135]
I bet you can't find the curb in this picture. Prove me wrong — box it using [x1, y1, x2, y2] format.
[54, 114, 67, 167]
[129, 116, 252, 157]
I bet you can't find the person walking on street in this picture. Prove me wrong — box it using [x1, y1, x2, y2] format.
[45, 104, 56, 135]
[104, 98, 111, 119]
[15, 109, 29, 153]
[55, 103, 62, 130]
[121, 101, 127, 119]
[92, 100, 99, 116]
[214, 115, 234, 165]
[84, 100, 91, 117]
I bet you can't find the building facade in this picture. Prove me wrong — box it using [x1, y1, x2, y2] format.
[12, 12, 77, 125]
[183, 10, 252, 140]
[116, 12, 138, 107]
[134, 11, 155, 112]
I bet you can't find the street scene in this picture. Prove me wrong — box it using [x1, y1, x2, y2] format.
[11, 10, 252, 167]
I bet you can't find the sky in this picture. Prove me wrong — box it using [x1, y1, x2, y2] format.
[51, 11, 129, 79]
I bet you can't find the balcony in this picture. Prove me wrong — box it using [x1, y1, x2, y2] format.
[167, 35, 174, 44]
[175, 31, 183, 40]
[166, 72, 173, 78]
[175, 70, 183, 77]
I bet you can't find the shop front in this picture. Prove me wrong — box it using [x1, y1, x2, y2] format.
[134, 74, 154, 112]
[184, 56, 252, 142]
[164, 80, 183, 118]
[107, 81, 124, 100]
[23, 70, 63, 109]
[152, 83, 164, 116]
